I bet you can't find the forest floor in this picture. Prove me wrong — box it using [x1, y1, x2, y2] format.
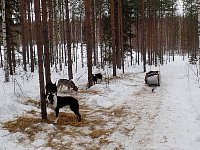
[1, 56, 200, 149]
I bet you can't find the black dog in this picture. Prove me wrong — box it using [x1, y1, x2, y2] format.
[46, 82, 57, 95]
[95, 73, 103, 81]
[92, 74, 97, 85]
[92, 73, 103, 85]
[46, 92, 81, 123]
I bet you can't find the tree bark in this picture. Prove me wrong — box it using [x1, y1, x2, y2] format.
[65, 0, 73, 80]
[2, 0, 9, 82]
[110, 0, 116, 76]
[34, 0, 47, 120]
[20, 0, 27, 71]
[85, 0, 93, 87]
[41, 0, 51, 84]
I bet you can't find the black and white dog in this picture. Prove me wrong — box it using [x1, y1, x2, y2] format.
[45, 83, 81, 123]
[46, 82, 57, 95]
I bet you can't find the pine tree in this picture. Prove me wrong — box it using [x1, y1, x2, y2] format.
[85, 0, 93, 87]
[2, 0, 9, 82]
[34, 0, 47, 120]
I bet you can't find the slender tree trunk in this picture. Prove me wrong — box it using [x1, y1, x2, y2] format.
[80, 0, 84, 68]
[2, 0, 9, 82]
[28, 0, 34, 72]
[85, 0, 93, 87]
[6, 0, 13, 75]
[53, 0, 58, 71]
[92, 0, 96, 66]
[20, 0, 27, 71]
[41, 0, 51, 84]
[34, 0, 47, 120]
[118, 0, 124, 73]
[65, 0, 73, 80]
[99, 0, 103, 69]
[110, 0, 116, 76]
[141, 0, 146, 72]
[198, 0, 200, 74]
[48, 0, 54, 67]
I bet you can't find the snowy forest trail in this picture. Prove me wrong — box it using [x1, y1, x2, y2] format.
[110, 58, 200, 149]
[146, 60, 200, 149]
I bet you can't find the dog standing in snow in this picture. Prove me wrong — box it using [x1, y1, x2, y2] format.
[92, 73, 103, 85]
[45, 83, 81, 123]
[57, 79, 78, 94]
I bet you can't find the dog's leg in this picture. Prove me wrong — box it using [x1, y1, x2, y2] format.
[70, 105, 81, 122]
[67, 84, 70, 92]
[54, 108, 59, 124]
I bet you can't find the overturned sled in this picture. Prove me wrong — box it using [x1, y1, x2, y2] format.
[145, 71, 160, 86]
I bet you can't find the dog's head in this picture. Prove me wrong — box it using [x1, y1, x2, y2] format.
[69, 80, 76, 88]
[46, 82, 57, 94]
[73, 86, 78, 92]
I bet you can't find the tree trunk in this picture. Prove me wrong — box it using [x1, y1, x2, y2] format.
[92, 0, 97, 66]
[34, 0, 47, 120]
[141, 0, 146, 72]
[110, 0, 117, 76]
[28, 0, 34, 72]
[65, 0, 73, 80]
[20, 0, 27, 71]
[41, 0, 51, 84]
[118, 0, 124, 73]
[85, 0, 93, 87]
[2, 0, 9, 82]
[198, 0, 200, 74]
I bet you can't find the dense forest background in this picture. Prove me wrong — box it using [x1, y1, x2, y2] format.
[0, 0, 199, 118]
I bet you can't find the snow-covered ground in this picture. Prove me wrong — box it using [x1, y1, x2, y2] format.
[0, 56, 200, 150]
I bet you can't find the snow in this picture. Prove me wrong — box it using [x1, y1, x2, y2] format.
[0, 56, 200, 149]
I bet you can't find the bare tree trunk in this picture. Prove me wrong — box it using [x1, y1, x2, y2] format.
[34, 0, 47, 120]
[28, 0, 34, 72]
[118, 0, 124, 73]
[5, 0, 13, 76]
[65, 0, 73, 80]
[80, 0, 84, 68]
[110, 0, 116, 76]
[48, 0, 54, 67]
[99, 0, 103, 69]
[2, 0, 9, 82]
[141, 0, 146, 72]
[20, 0, 27, 71]
[41, 0, 51, 84]
[198, 0, 200, 74]
[85, 0, 93, 87]
[53, 0, 58, 71]
[92, 0, 96, 66]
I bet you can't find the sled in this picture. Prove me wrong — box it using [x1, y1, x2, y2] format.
[145, 71, 160, 86]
